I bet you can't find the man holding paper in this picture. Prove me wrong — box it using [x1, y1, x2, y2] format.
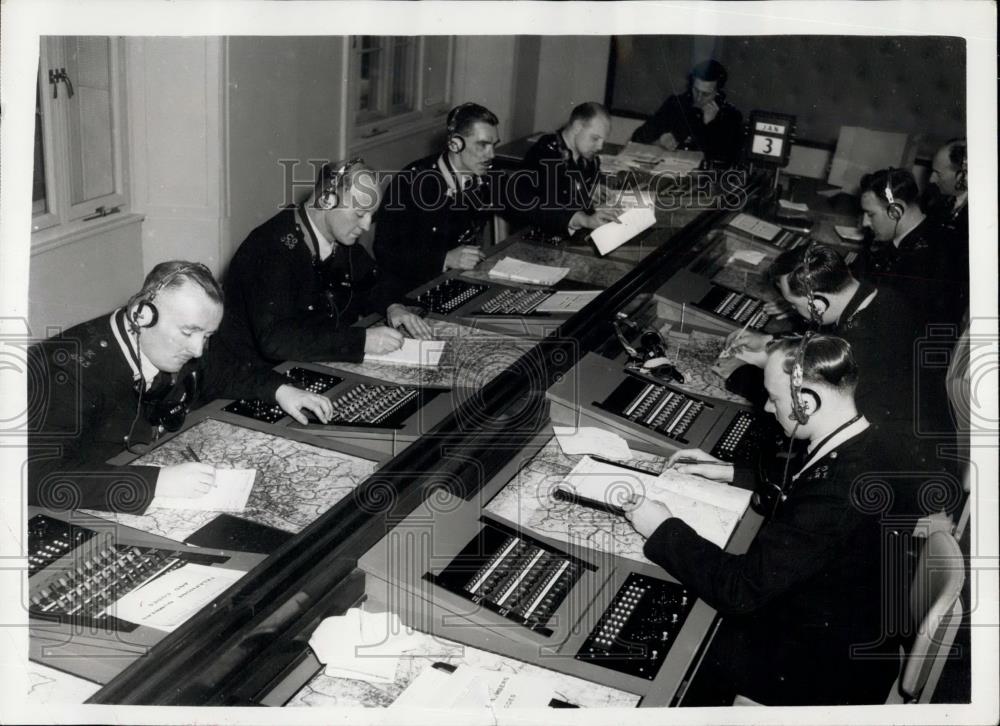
[28, 261, 333, 513]
[626, 336, 901, 705]
[213, 159, 433, 376]
[516, 102, 620, 236]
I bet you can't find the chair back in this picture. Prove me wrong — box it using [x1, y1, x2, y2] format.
[899, 530, 965, 702]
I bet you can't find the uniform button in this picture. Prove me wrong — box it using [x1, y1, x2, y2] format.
[830, 452, 838, 458]
[99, 340, 108, 348]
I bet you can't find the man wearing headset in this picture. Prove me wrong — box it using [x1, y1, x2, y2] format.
[515, 102, 620, 236]
[28, 261, 333, 514]
[374, 103, 503, 302]
[925, 138, 969, 241]
[213, 160, 432, 378]
[857, 167, 963, 328]
[630, 59, 744, 164]
[626, 336, 901, 705]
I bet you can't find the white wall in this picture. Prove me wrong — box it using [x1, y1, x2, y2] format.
[127, 37, 228, 276]
[452, 36, 518, 139]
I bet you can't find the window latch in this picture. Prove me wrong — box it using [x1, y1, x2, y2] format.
[83, 205, 120, 221]
[361, 126, 389, 139]
[48, 68, 75, 100]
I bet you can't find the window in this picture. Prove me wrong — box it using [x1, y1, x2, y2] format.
[349, 36, 453, 143]
[32, 36, 128, 239]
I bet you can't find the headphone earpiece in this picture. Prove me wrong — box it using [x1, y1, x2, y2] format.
[447, 135, 466, 153]
[810, 294, 830, 318]
[318, 192, 338, 210]
[884, 173, 904, 221]
[797, 387, 821, 417]
[955, 167, 967, 192]
[130, 300, 158, 329]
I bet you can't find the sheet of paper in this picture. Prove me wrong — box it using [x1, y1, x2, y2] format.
[591, 206, 656, 256]
[560, 456, 751, 548]
[834, 224, 865, 241]
[391, 665, 555, 709]
[364, 338, 446, 367]
[728, 249, 768, 266]
[610, 189, 656, 210]
[149, 468, 256, 512]
[778, 198, 810, 212]
[728, 212, 781, 241]
[106, 563, 244, 632]
[553, 425, 632, 460]
[828, 126, 916, 194]
[815, 187, 843, 198]
[310, 608, 423, 684]
[488, 256, 569, 286]
[534, 290, 602, 313]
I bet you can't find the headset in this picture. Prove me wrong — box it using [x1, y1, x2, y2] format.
[788, 331, 821, 426]
[317, 157, 365, 211]
[446, 102, 483, 154]
[799, 242, 829, 326]
[127, 262, 210, 330]
[612, 312, 685, 384]
[883, 168, 905, 222]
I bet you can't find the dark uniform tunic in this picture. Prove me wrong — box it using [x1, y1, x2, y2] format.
[515, 131, 601, 236]
[631, 90, 744, 164]
[28, 308, 283, 513]
[374, 154, 498, 302]
[213, 205, 384, 373]
[646, 421, 902, 706]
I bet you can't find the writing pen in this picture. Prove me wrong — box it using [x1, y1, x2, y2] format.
[184, 445, 201, 463]
[589, 455, 659, 475]
[670, 457, 733, 467]
[721, 315, 755, 357]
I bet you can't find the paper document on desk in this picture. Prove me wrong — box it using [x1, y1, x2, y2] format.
[591, 207, 656, 256]
[553, 425, 632, 460]
[728, 212, 781, 241]
[106, 563, 244, 632]
[365, 338, 446, 367]
[727, 249, 768, 266]
[835, 224, 865, 241]
[534, 290, 602, 313]
[559, 456, 751, 548]
[778, 198, 810, 213]
[488, 256, 569, 286]
[391, 664, 555, 709]
[310, 608, 424, 684]
[149, 468, 256, 512]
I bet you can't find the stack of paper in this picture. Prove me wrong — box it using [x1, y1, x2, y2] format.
[728, 212, 782, 241]
[365, 338, 446, 367]
[656, 149, 704, 176]
[106, 563, 245, 632]
[488, 257, 569, 286]
[309, 608, 424, 683]
[149, 468, 257, 512]
[558, 456, 752, 548]
[591, 207, 656, 256]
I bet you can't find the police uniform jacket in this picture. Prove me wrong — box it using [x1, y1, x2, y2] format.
[516, 131, 601, 235]
[645, 421, 901, 705]
[213, 205, 384, 373]
[374, 153, 498, 303]
[28, 308, 283, 513]
[631, 91, 744, 163]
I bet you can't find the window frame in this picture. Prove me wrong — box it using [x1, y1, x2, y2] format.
[32, 36, 130, 242]
[348, 36, 454, 145]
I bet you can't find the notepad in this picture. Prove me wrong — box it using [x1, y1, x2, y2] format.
[534, 290, 602, 313]
[727, 249, 768, 266]
[591, 207, 656, 256]
[106, 563, 244, 632]
[728, 213, 781, 241]
[488, 257, 569, 286]
[557, 456, 751, 548]
[365, 338, 446, 367]
[149, 468, 256, 512]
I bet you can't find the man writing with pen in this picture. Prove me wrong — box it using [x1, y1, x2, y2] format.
[624, 335, 901, 706]
[210, 158, 434, 381]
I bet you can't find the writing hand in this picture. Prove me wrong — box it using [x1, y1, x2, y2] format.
[364, 325, 404, 354]
[444, 245, 485, 271]
[156, 462, 217, 499]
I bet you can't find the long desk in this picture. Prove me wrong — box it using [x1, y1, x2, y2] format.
[32, 168, 809, 708]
